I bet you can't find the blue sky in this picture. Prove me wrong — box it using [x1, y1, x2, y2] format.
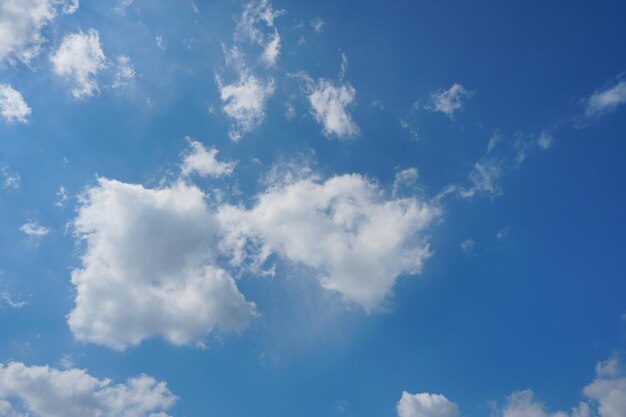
[0, 1, 625, 416]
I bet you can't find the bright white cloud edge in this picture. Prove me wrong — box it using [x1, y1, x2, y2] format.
[0, 362, 175, 417]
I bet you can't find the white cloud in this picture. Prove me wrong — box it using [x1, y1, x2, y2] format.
[260, 31, 281, 67]
[19, 220, 50, 237]
[0, 362, 176, 417]
[155, 35, 165, 50]
[429, 83, 473, 119]
[396, 355, 626, 417]
[68, 178, 255, 350]
[0, 0, 75, 64]
[583, 357, 626, 417]
[0, 85, 31, 124]
[497, 226, 509, 240]
[460, 238, 475, 253]
[392, 167, 419, 197]
[500, 390, 583, 417]
[0, 292, 27, 309]
[112, 55, 135, 89]
[0, 164, 20, 189]
[236, 0, 284, 66]
[180, 139, 235, 178]
[217, 73, 275, 141]
[50, 29, 106, 99]
[306, 78, 360, 139]
[54, 185, 68, 208]
[584, 80, 626, 119]
[61, 0, 79, 14]
[397, 391, 460, 417]
[218, 171, 440, 311]
[455, 160, 502, 199]
[310, 17, 325, 33]
[538, 131, 553, 150]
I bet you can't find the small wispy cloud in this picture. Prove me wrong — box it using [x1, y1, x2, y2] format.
[428, 83, 473, 119]
[0, 291, 27, 309]
[20, 220, 50, 238]
[584, 79, 626, 119]
[1, 164, 21, 189]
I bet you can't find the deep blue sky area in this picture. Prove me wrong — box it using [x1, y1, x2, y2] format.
[0, 1, 625, 417]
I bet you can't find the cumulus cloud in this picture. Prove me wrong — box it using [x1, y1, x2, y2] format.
[50, 29, 106, 99]
[218, 170, 440, 311]
[0, 85, 31, 124]
[583, 356, 626, 417]
[500, 390, 588, 417]
[0, 362, 176, 417]
[0, 0, 77, 65]
[68, 178, 256, 350]
[217, 73, 275, 141]
[301, 75, 359, 140]
[584, 80, 626, 119]
[19, 220, 50, 237]
[180, 139, 235, 178]
[397, 355, 626, 417]
[397, 391, 460, 417]
[112, 55, 135, 89]
[428, 83, 473, 119]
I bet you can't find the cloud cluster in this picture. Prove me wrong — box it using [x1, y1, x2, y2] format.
[50, 29, 106, 99]
[68, 178, 256, 350]
[398, 355, 626, 417]
[0, 362, 175, 417]
[218, 171, 439, 311]
[0, 0, 77, 65]
[0, 84, 31, 124]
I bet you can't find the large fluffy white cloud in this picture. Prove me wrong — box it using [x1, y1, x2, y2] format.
[0, 362, 175, 417]
[68, 178, 256, 350]
[218, 171, 440, 311]
[216, 73, 275, 141]
[50, 29, 106, 99]
[397, 392, 460, 417]
[0, 0, 77, 65]
[0, 84, 31, 124]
